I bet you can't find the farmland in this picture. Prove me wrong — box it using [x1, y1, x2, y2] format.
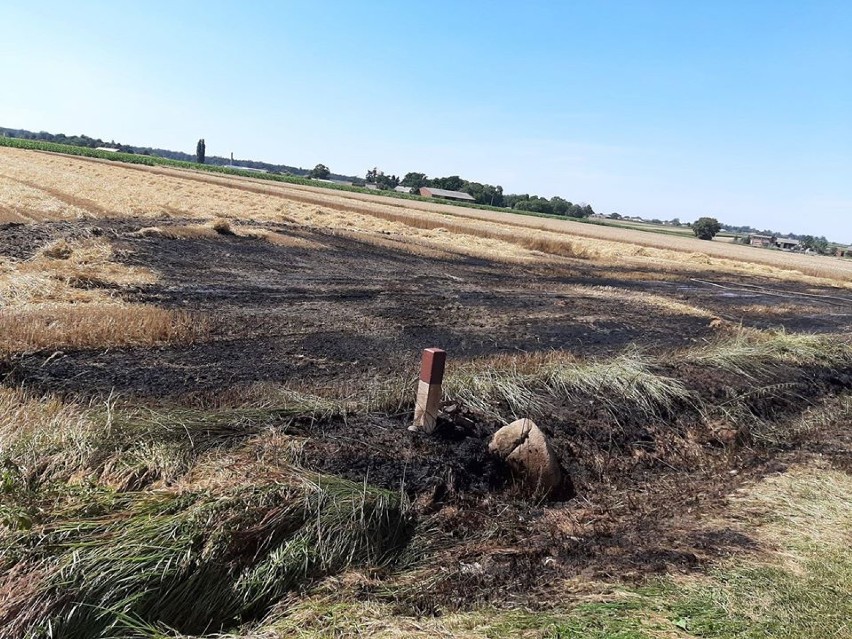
[1, 146, 851, 638]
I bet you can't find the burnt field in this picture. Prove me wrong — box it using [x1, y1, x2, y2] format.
[2, 152, 852, 638]
[3, 217, 849, 398]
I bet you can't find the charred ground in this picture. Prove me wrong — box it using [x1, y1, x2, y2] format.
[3, 218, 850, 398]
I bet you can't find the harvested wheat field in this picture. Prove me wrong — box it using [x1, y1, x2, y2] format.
[1, 146, 852, 638]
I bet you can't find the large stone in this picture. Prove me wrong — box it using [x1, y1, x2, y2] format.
[489, 418, 570, 499]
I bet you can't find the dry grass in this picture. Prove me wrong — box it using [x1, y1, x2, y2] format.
[324, 205, 593, 260]
[187, 166, 852, 284]
[729, 463, 852, 554]
[0, 386, 93, 476]
[564, 284, 713, 317]
[0, 238, 155, 307]
[0, 237, 207, 354]
[0, 305, 205, 354]
[0, 173, 92, 222]
[662, 462, 852, 638]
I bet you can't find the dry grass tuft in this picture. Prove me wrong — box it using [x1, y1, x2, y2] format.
[133, 224, 220, 240]
[239, 228, 326, 249]
[686, 327, 852, 378]
[133, 221, 325, 249]
[445, 349, 692, 420]
[36, 238, 75, 260]
[516, 234, 594, 258]
[209, 217, 234, 234]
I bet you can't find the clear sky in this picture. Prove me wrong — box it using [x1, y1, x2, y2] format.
[2, 1, 850, 241]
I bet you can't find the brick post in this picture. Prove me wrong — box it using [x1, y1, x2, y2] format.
[411, 348, 446, 433]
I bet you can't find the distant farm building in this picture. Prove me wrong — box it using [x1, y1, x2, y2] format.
[749, 235, 803, 251]
[419, 187, 476, 202]
[223, 165, 268, 174]
[838, 246, 852, 258]
[95, 147, 119, 153]
[749, 234, 774, 247]
[394, 185, 414, 194]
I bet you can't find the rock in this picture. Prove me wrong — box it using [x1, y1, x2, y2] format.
[489, 418, 571, 499]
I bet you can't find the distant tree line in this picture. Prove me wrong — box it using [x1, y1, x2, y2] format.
[0, 128, 137, 152]
[0, 127, 356, 181]
[372, 169, 596, 218]
[366, 167, 399, 189]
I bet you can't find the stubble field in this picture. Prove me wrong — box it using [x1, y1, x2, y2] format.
[1, 147, 851, 638]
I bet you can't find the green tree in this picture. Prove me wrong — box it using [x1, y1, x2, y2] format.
[196, 139, 205, 164]
[692, 217, 722, 240]
[481, 184, 504, 207]
[430, 175, 465, 191]
[366, 168, 399, 189]
[800, 235, 830, 254]
[550, 196, 571, 216]
[309, 163, 330, 179]
[514, 196, 553, 215]
[400, 172, 428, 190]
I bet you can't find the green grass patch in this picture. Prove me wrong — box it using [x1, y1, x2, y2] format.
[0, 472, 413, 638]
[668, 465, 852, 638]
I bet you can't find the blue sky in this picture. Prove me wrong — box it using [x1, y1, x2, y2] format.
[2, 1, 850, 241]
